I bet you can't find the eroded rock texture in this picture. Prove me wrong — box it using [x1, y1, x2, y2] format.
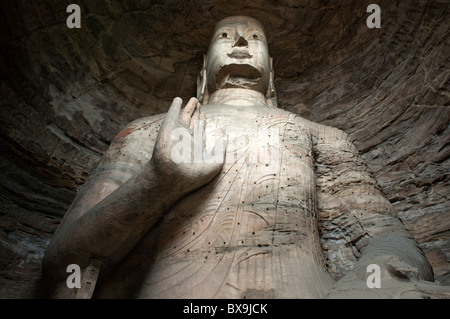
[0, 0, 448, 298]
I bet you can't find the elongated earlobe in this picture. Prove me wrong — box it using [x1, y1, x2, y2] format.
[266, 57, 277, 107]
[197, 55, 209, 105]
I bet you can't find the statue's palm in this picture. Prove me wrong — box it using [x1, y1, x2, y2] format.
[151, 97, 224, 192]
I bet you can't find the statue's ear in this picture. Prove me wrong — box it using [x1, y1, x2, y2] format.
[197, 54, 209, 105]
[265, 57, 277, 107]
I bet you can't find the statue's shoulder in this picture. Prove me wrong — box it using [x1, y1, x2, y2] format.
[107, 113, 166, 152]
[292, 114, 352, 146]
[100, 113, 167, 164]
[113, 113, 166, 140]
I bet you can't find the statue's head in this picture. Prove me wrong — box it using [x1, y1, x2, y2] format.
[197, 16, 277, 106]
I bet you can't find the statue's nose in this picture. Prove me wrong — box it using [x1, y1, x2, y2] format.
[233, 35, 248, 47]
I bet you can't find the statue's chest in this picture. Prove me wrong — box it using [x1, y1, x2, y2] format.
[137, 115, 323, 298]
[213, 113, 316, 235]
[206, 111, 316, 205]
[155, 113, 316, 252]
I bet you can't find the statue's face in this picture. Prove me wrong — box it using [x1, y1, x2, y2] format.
[206, 16, 271, 95]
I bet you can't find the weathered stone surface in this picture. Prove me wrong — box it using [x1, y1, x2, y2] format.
[0, 0, 448, 297]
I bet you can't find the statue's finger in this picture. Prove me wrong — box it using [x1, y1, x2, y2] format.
[167, 97, 183, 121]
[182, 97, 198, 126]
[199, 103, 206, 121]
[189, 102, 201, 131]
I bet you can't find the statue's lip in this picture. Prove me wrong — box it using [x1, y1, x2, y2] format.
[227, 50, 253, 59]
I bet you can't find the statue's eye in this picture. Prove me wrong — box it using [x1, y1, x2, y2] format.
[221, 33, 228, 38]
[252, 34, 258, 39]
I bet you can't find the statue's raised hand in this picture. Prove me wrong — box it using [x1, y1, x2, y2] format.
[151, 97, 225, 192]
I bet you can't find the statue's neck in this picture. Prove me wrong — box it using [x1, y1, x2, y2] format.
[208, 88, 268, 106]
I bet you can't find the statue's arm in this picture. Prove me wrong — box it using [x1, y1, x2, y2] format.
[42, 97, 223, 291]
[42, 115, 171, 285]
[310, 121, 434, 284]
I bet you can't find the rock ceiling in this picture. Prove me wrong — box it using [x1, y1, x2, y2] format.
[0, 0, 448, 297]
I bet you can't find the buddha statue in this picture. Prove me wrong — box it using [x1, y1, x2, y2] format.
[42, 16, 437, 299]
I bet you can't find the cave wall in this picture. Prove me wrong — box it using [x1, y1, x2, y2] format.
[0, 0, 448, 298]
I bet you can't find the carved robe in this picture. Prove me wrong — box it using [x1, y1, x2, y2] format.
[68, 104, 399, 298]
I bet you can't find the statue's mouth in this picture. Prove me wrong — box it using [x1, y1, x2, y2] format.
[216, 64, 262, 89]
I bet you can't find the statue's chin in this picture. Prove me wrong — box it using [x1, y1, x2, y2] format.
[216, 64, 263, 90]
